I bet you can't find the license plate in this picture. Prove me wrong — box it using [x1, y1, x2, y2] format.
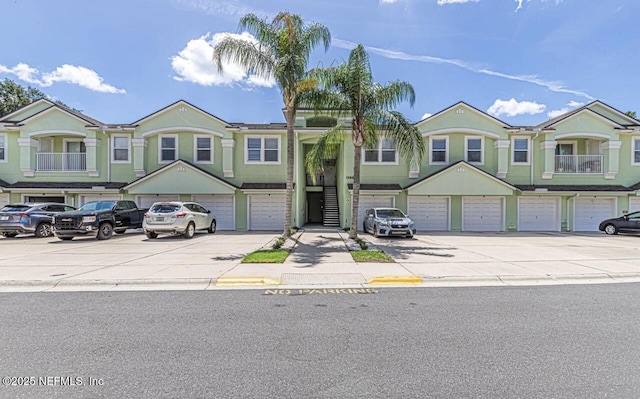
[0, 216, 8, 220]
[156, 217, 164, 222]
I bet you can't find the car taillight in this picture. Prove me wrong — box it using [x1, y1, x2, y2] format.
[176, 212, 186, 218]
[18, 213, 30, 217]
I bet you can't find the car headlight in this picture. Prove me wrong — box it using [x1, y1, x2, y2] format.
[52, 216, 56, 223]
[378, 221, 389, 227]
[82, 216, 96, 223]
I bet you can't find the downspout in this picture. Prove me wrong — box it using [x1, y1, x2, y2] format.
[101, 128, 111, 183]
[566, 193, 579, 232]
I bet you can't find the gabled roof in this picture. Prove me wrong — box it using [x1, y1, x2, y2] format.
[132, 100, 231, 126]
[0, 98, 54, 122]
[535, 100, 638, 130]
[240, 183, 287, 190]
[405, 161, 517, 194]
[0, 178, 10, 188]
[123, 159, 238, 191]
[416, 101, 512, 128]
[628, 181, 640, 191]
[16, 102, 104, 126]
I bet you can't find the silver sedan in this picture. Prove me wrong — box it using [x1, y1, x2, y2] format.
[143, 201, 216, 239]
[363, 208, 416, 238]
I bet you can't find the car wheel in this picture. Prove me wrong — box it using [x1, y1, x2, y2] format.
[35, 223, 53, 238]
[373, 226, 380, 238]
[96, 223, 113, 240]
[58, 236, 73, 241]
[184, 222, 195, 239]
[604, 224, 618, 235]
[207, 220, 216, 234]
[2, 232, 19, 238]
[115, 228, 127, 234]
[146, 231, 158, 239]
[363, 222, 368, 234]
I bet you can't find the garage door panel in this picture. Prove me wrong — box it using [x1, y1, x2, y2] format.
[0, 194, 9, 208]
[407, 197, 449, 231]
[357, 196, 394, 231]
[193, 195, 235, 231]
[463, 197, 504, 232]
[250, 195, 286, 231]
[519, 197, 560, 231]
[575, 197, 615, 232]
[80, 194, 122, 206]
[630, 197, 640, 212]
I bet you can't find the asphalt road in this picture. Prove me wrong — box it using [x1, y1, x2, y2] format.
[1, 284, 639, 398]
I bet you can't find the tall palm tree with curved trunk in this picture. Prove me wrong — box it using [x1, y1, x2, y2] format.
[301, 44, 424, 239]
[213, 12, 331, 236]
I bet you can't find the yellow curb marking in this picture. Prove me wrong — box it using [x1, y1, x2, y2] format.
[215, 277, 281, 286]
[366, 275, 422, 285]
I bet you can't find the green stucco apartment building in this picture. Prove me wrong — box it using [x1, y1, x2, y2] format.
[1, 98, 640, 232]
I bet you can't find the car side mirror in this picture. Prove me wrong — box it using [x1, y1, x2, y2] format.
[207, 210, 211, 213]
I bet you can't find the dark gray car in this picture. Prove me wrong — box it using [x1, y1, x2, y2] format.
[0, 203, 76, 238]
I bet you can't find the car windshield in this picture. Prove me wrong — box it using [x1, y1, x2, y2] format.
[376, 209, 405, 218]
[150, 204, 181, 213]
[0, 205, 32, 212]
[79, 201, 116, 211]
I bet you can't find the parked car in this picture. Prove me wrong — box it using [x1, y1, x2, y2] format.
[599, 211, 640, 235]
[0, 203, 76, 238]
[363, 208, 416, 238]
[53, 200, 147, 240]
[143, 201, 216, 239]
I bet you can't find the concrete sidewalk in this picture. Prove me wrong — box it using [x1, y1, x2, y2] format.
[1, 229, 640, 292]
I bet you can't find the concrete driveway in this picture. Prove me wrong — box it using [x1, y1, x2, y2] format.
[366, 231, 640, 284]
[0, 230, 279, 282]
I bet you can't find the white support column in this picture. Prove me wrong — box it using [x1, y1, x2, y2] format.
[221, 138, 235, 178]
[494, 140, 510, 178]
[132, 138, 147, 177]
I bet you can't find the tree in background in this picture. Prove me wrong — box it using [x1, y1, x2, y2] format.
[625, 111, 637, 119]
[0, 78, 73, 117]
[213, 12, 331, 236]
[301, 44, 425, 239]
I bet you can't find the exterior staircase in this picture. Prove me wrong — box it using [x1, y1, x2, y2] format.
[323, 186, 340, 227]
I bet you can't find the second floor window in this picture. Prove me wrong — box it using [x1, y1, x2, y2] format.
[195, 136, 213, 163]
[634, 138, 640, 164]
[364, 138, 397, 164]
[430, 137, 448, 164]
[112, 135, 130, 162]
[0, 134, 5, 162]
[246, 136, 280, 163]
[512, 138, 530, 164]
[160, 135, 177, 163]
[465, 137, 483, 164]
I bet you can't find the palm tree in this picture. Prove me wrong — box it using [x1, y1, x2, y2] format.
[301, 44, 424, 239]
[213, 13, 331, 236]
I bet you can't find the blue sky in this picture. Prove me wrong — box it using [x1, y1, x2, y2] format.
[1, 0, 636, 126]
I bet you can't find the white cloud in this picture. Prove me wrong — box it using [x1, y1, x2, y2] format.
[547, 100, 583, 118]
[332, 38, 594, 100]
[487, 98, 546, 118]
[0, 63, 125, 93]
[421, 112, 432, 120]
[170, 0, 270, 18]
[438, 0, 479, 5]
[171, 32, 275, 88]
[380, 0, 399, 3]
[515, 0, 563, 12]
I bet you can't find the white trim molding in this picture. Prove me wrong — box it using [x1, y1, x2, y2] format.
[17, 138, 39, 147]
[142, 126, 224, 138]
[221, 138, 235, 148]
[429, 136, 449, 165]
[132, 138, 148, 147]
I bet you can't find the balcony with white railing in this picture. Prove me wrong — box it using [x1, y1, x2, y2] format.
[36, 152, 87, 172]
[555, 155, 602, 174]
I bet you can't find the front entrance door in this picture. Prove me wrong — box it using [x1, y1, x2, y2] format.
[323, 159, 336, 186]
[307, 192, 323, 223]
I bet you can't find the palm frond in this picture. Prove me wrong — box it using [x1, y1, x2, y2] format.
[305, 126, 346, 183]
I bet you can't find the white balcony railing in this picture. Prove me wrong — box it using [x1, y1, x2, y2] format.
[36, 152, 87, 172]
[555, 155, 602, 174]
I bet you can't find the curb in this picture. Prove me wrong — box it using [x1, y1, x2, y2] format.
[366, 275, 422, 285]
[214, 276, 281, 286]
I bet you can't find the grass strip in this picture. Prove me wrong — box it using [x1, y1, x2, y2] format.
[351, 250, 395, 263]
[241, 249, 290, 264]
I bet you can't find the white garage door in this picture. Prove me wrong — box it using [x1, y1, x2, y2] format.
[357, 195, 394, 231]
[249, 194, 286, 230]
[407, 197, 449, 231]
[629, 197, 640, 212]
[80, 194, 122, 206]
[463, 197, 504, 232]
[136, 195, 180, 209]
[0, 194, 9, 208]
[192, 194, 235, 231]
[518, 197, 560, 231]
[574, 197, 616, 232]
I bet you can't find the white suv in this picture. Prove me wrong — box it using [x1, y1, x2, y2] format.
[143, 201, 216, 239]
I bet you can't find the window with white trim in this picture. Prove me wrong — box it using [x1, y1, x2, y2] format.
[512, 137, 530, 164]
[159, 135, 178, 163]
[245, 136, 280, 164]
[364, 138, 397, 164]
[430, 136, 448, 165]
[465, 136, 483, 164]
[194, 136, 213, 163]
[633, 138, 640, 165]
[0, 134, 6, 162]
[112, 135, 130, 163]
